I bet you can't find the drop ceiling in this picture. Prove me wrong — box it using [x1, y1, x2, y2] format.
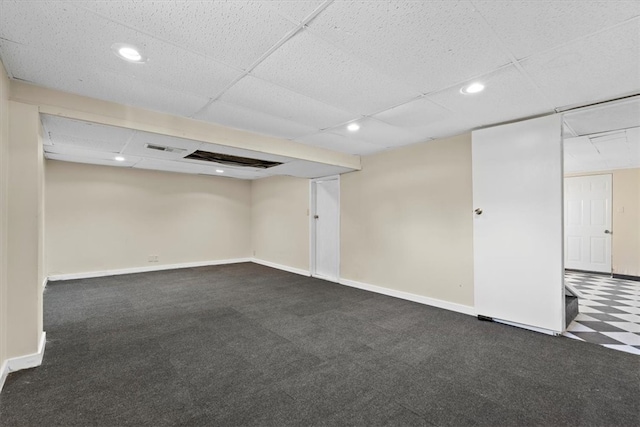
[41, 114, 355, 179]
[563, 98, 640, 174]
[1, 0, 639, 176]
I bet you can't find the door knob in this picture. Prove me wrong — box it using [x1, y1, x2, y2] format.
[604, 229, 612, 234]
[474, 208, 483, 215]
[314, 215, 319, 219]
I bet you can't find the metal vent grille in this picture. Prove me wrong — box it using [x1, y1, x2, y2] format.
[185, 150, 283, 169]
[145, 143, 186, 153]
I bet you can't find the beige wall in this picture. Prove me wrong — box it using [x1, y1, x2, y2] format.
[566, 168, 640, 276]
[7, 101, 45, 358]
[0, 60, 9, 369]
[251, 175, 309, 271]
[341, 134, 475, 307]
[45, 161, 252, 275]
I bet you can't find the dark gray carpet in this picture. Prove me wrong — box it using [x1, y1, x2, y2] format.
[1, 263, 638, 426]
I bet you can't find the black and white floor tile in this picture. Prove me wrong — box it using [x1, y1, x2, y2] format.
[563, 271, 640, 355]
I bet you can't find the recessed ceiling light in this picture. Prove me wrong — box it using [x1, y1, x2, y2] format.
[347, 123, 360, 132]
[460, 82, 485, 94]
[111, 43, 146, 63]
[216, 169, 224, 173]
[115, 156, 125, 161]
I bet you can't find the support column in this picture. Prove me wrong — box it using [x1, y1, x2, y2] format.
[7, 101, 45, 362]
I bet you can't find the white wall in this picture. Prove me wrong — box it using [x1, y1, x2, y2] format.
[341, 134, 474, 307]
[251, 175, 310, 272]
[7, 100, 45, 359]
[0, 55, 10, 375]
[248, 134, 475, 308]
[45, 160, 252, 275]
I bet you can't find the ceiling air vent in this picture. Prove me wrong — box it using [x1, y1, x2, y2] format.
[185, 150, 282, 169]
[145, 143, 186, 153]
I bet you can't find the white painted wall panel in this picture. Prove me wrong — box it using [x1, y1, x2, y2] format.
[472, 114, 564, 333]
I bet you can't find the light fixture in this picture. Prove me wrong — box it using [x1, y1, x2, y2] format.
[115, 156, 125, 161]
[460, 82, 485, 94]
[347, 123, 360, 132]
[216, 169, 224, 173]
[111, 43, 146, 63]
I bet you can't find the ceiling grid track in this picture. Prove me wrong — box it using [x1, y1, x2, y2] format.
[189, 0, 335, 118]
[469, 0, 555, 111]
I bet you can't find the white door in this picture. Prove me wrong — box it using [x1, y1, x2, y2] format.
[311, 177, 340, 282]
[473, 114, 565, 333]
[564, 174, 612, 273]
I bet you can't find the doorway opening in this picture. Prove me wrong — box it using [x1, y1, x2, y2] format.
[561, 96, 640, 355]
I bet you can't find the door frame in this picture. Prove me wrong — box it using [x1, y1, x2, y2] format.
[309, 175, 341, 282]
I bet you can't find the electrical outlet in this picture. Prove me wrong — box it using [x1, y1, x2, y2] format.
[148, 255, 159, 262]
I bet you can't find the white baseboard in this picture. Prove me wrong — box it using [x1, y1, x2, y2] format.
[1, 332, 47, 393]
[47, 258, 252, 281]
[251, 258, 310, 277]
[492, 318, 559, 336]
[0, 360, 8, 393]
[339, 278, 476, 317]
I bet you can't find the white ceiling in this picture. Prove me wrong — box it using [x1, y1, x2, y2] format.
[1, 0, 639, 174]
[563, 98, 640, 174]
[40, 114, 355, 179]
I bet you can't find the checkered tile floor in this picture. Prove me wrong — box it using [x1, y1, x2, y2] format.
[563, 272, 640, 355]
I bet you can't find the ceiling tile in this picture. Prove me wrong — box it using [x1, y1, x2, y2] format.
[266, 160, 354, 179]
[41, 115, 133, 152]
[0, 39, 211, 117]
[295, 132, 384, 156]
[44, 144, 140, 162]
[521, 20, 640, 109]
[563, 98, 640, 136]
[266, 0, 326, 24]
[45, 152, 138, 168]
[387, 114, 474, 141]
[563, 136, 597, 153]
[133, 158, 201, 174]
[426, 65, 553, 129]
[194, 100, 318, 139]
[197, 166, 267, 180]
[221, 75, 355, 129]
[306, 0, 511, 93]
[0, 1, 237, 104]
[135, 158, 269, 180]
[71, 0, 298, 70]
[329, 117, 427, 149]
[474, 0, 640, 60]
[252, 30, 421, 114]
[373, 97, 453, 128]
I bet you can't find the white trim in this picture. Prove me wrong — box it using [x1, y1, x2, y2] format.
[0, 360, 9, 393]
[313, 273, 339, 283]
[339, 278, 476, 317]
[564, 282, 584, 298]
[251, 258, 310, 277]
[3, 332, 47, 386]
[309, 175, 341, 282]
[493, 318, 559, 336]
[309, 179, 316, 278]
[42, 277, 48, 291]
[47, 258, 251, 281]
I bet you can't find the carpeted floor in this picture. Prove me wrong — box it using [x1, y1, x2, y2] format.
[1, 263, 638, 426]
